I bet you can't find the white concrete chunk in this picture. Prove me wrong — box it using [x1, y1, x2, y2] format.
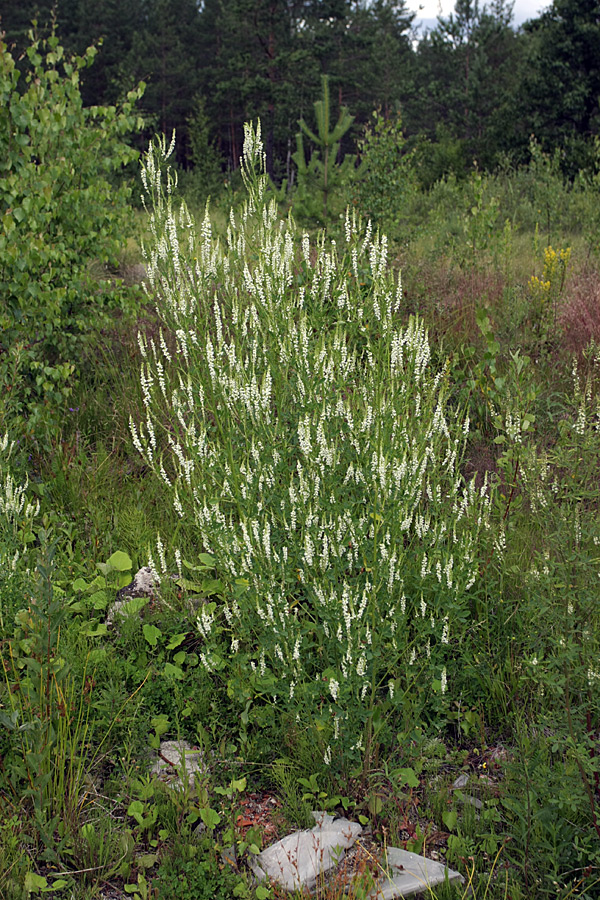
[249, 815, 362, 892]
[368, 847, 464, 899]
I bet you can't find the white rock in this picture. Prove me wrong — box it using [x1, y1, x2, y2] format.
[149, 740, 207, 790]
[249, 815, 362, 892]
[368, 847, 464, 899]
[106, 567, 157, 625]
[453, 773, 470, 790]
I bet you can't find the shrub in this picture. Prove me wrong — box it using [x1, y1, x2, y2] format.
[0, 29, 144, 443]
[131, 123, 493, 774]
[350, 109, 418, 238]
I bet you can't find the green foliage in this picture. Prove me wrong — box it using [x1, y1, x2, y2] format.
[182, 94, 225, 203]
[5, 49, 600, 894]
[0, 30, 144, 444]
[0, 543, 93, 863]
[350, 110, 418, 236]
[292, 75, 364, 224]
[0, 818, 29, 898]
[5, 0, 600, 185]
[407, 0, 524, 177]
[497, 728, 597, 897]
[155, 847, 247, 900]
[521, 0, 600, 176]
[414, 126, 468, 190]
[271, 758, 314, 829]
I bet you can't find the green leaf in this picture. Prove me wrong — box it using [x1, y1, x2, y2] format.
[136, 853, 158, 869]
[183, 554, 215, 570]
[199, 806, 221, 828]
[143, 624, 162, 647]
[202, 578, 224, 595]
[90, 590, 108, 609]
[0, 710, 20, 730]
[151, 714, 170, 738]
[67, 600, 85, 612]
[83, 622, 109, 638]
[397, 768, 419, 788]
[127, 800, 145, 825]
[198, 552, 216, 566]
[166, 632, 187, 650]
[107, 550, 133, 571]
[443, 810, 458, 831]
[368, 794, 383, 815]
[163, 662, 184, 680]
[255, 887, 271, 900]
[120, 597, 148, 616]
[174, 577, 203, 592]
[24, 873, 48, 892]
[118, 571, 133, 589]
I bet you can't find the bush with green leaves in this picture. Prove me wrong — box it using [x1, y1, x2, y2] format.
[130, 123, 492, 774]
[155, 848, 248, 900]
[0, 30, 144, 442]
[350, 110, 418, 238]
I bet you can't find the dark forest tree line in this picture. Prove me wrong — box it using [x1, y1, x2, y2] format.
[1, 0, 599, 180]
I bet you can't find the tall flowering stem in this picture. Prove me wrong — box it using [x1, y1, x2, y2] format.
[132, 125, 492, 769]
[0, 434, 40, 630]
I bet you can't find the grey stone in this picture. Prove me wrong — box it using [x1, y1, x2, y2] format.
[248, 815, 362, 892]
[453, 774, 469, 790]
[368, 847, 464, 899]
[106, 567, 157, 625]
[453, 773, 483, 811]
[116, 566, 157, 600]
[149, 740, 208, 791]
[311, 811, 335, 827]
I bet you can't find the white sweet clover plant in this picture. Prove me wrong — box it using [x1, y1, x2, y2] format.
[0, 435, 39, 628]
[131, 124, 493, 765]
[0, 435, 39, 559]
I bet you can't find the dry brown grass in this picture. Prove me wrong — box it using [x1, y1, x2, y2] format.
[558, 265, 600, 357]
[403, 259, 506, 350]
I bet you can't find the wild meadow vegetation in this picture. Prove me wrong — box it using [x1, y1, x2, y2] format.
[2, 23, 600, 900]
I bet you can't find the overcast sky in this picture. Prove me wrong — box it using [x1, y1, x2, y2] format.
[410, 0, 551, 33]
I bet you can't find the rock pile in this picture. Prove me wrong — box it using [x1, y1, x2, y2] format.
[149, 741, 465, 898]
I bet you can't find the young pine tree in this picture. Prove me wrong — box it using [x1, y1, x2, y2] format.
[292, 75, 364, 224]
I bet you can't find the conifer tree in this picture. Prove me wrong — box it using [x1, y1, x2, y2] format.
[292, 74, 363, 222]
